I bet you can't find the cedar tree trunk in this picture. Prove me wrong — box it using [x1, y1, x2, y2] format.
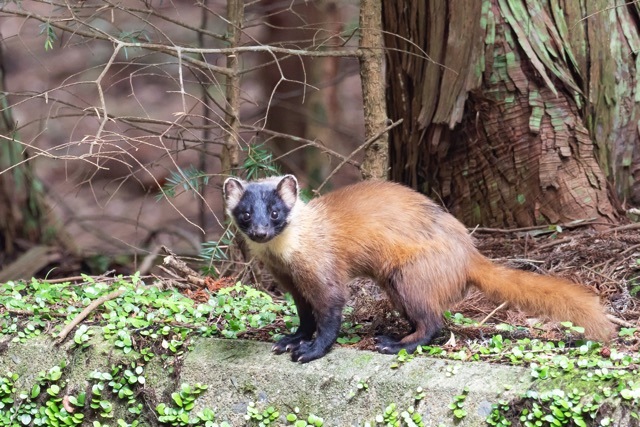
[382, 0, 638, 227]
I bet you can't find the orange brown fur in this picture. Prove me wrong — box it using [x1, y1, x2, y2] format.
[226, 177, 614, 361]
[308, 181, 611, 339]
[468, 257, 613, 341]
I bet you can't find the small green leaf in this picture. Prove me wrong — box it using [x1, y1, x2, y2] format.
[31, 384, 41, 399]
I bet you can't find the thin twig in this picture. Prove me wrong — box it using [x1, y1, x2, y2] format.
[599, 223, 640, 234]
[582, 265, 618, 285]
[606, 314, 637, 329]
[472, 218, 599, 234]
[316, 119, 403, 193]
[3, 309, 68, 318]
[619, 243, 640, 256]
[575, 1, 637, 27]
[39, 275, 85, 284]
[55, 289, 125, 345]
[535, 238, 572, 251]
[39, 270, 123, 284]
[478, 302, 508, 327]
[241, 125, 360, 167]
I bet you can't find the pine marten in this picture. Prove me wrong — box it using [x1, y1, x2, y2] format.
[223, 175, 613, 363]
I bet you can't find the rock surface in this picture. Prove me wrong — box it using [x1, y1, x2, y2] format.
[2, 335, 536, 426]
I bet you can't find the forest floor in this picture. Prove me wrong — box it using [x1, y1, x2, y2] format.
[188, 225, 640, 353]
[4, 224, 640, 352]
[2, 226, 639, 425]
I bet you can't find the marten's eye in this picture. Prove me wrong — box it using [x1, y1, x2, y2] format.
[241, 212, 251, 222]
[270, 210, 279, 220]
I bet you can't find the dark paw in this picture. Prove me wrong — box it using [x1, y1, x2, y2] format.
[374, 335, 398, 347]
[375, 342, 401, 354]
[290, 340, 329, 363]
[374, 338, 420, 355]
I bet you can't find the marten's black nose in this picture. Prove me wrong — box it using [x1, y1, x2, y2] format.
[253, 230, 267, 239]
[249, 227, 271, 243]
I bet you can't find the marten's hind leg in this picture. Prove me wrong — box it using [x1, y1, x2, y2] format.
[374, 312, 442, 354]
[374, 265, 449, 354]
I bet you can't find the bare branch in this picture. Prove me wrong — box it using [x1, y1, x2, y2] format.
[317, 119, 403, 193]
[55, 288, 125, 345]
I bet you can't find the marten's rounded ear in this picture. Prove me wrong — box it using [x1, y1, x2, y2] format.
[223, 177, 245, 210]
[277, 175, 298, 209]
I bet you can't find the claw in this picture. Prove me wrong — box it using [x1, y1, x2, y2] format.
[271, 344, 285, 354]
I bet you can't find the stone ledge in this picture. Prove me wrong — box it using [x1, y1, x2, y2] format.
[181, 338, 530, 426]
[3, 336, 629, 426]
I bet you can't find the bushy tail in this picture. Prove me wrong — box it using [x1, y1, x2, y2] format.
[468, 255, 614, 341]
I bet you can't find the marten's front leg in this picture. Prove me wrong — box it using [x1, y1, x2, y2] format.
[289, 280, 346, 363]
[272, 289, 316, 354]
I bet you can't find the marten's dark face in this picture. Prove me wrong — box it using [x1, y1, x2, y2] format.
[224, 176, 298, 244]
[231, 186, 291, 243]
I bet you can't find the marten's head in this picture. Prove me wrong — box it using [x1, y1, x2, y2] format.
[223, 175, 299, 243]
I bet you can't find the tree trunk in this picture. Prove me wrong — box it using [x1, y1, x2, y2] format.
[382, 0, 634, 227]
[220, 0, 243, 177]
[580, 1, 640, 206]
[0, 44, 38, 260]
[0, 133, 54, 264]
[359, 0, 389, 180]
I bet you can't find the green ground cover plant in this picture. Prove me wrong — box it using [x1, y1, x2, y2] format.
[0, 274, 638, 426]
